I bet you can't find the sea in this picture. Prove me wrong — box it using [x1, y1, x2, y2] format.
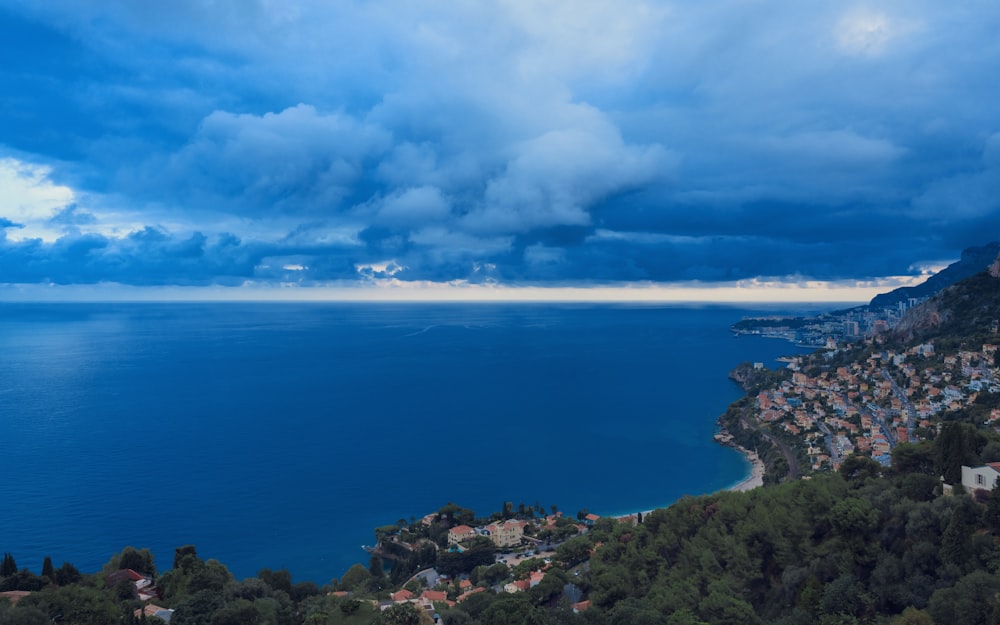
[0, 302, 816, 583]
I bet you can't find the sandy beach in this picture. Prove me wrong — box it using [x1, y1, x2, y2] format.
[728, 445, 765, 492]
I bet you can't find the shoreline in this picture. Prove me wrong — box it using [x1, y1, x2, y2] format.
[726, 444, 765, 492]
[713, 428, 765, 492]
[611, 441, 765, 522]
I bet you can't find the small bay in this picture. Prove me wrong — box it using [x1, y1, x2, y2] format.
[0, 302, 813, 582]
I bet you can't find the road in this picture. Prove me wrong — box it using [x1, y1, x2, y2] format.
[882, 368, 918, 440]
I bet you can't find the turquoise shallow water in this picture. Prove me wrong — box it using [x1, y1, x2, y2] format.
[0, 302, 811, 582]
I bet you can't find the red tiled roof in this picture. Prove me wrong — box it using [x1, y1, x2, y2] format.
[457, 587, 485, 602]
[390, 589, 414, 602]
[422, 590, 448, 602]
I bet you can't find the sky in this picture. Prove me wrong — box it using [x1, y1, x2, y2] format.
[1, 1, 999, 301]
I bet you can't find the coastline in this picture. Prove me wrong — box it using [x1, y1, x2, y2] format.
[612, 442, 765, 522]
[727, 444, 765, 492]
[712, 428, 765, 492]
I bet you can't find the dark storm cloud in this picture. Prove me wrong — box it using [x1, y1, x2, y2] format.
[1, 1, 999, 288]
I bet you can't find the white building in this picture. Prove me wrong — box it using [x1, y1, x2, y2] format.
[961, 463, 1000, 492]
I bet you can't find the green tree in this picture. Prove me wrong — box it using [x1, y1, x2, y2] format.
[208, 599, 259, 625]
[0, 604, 50, 625]
[479, 597, 547, 625]
[555, 536, 591, 567]
[171, 589, 225, 625]
[188, 559, 233, 594]
[174, 545, 199, 570]
[339, 563, 371, 592]
[928, 570, 1000, 625]
[986, 487, 1000, 533]
[19, 584, 119, 625]
[479, 563, 511, 587]
[439, 608, 474, 625]
[890, 607, 935, 625]
[257, 568, 292, 595]
[698, 585, 761, 625]
[839, 455, 882, 485]
[369, 555, 385, 579]
[0, 554, 16, 577]
[934, 422, 985, 484]
[121, 546, 156, 575]
[53, 562, 81, 586]
[892, 442, 936, 475]
[375, 602, 432, 625]
[40, 557, 53, 580]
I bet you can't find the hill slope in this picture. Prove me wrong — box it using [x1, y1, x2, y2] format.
[870, 241, 1000, 310]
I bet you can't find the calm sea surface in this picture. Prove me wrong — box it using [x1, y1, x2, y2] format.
[0, 302, 812, 582]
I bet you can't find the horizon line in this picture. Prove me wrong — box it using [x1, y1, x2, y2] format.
[0, 278, 908, 304]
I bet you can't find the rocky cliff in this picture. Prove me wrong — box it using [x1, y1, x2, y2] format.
[893, 250, 1000, 342]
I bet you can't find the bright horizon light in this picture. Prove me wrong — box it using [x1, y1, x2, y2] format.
[0, 273, 929, 304]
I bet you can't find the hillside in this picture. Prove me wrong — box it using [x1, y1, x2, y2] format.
[869, 241, 1000, 310]
[893, 253, 1000, 344]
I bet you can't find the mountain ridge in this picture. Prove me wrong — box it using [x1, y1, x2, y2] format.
[869, 241, 1000, 310]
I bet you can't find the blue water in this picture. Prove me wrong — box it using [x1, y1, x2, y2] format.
[0, 302, 811, 583]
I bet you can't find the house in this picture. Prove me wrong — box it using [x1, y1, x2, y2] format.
[504, 580, 531, 593]
[584, 513, 600, 526]
[421, 590, 448, 603]
[961, 464, 1000, 492]
[134, 604, 175, 623]
[447, 525, 476, 545]
[390, 589, 414, 603]
[482, 520, 527, 548]
[529, 571, 546, 588]
[106, 568, 160, 600]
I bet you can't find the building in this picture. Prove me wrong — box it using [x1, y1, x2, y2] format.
[961, 463, 1000, 492]
[447, 525, 476, 545]
[482, 520, 527, 548]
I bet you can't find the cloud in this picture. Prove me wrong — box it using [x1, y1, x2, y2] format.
[370, 186, 452, 227]
[911, 133, 1000, 221]
[835, 9, 896, 57]
[466, 119, 674, 233]
[2, 1, 1000, 290]
[146, 104, 392, 215]
[0, 158, 75, 241]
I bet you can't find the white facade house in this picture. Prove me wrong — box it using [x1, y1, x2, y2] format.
[961, 463, 1000, 492]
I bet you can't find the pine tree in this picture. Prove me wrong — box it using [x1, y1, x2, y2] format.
[0, 552, 16, 577]
[41, 556, 54, 579]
